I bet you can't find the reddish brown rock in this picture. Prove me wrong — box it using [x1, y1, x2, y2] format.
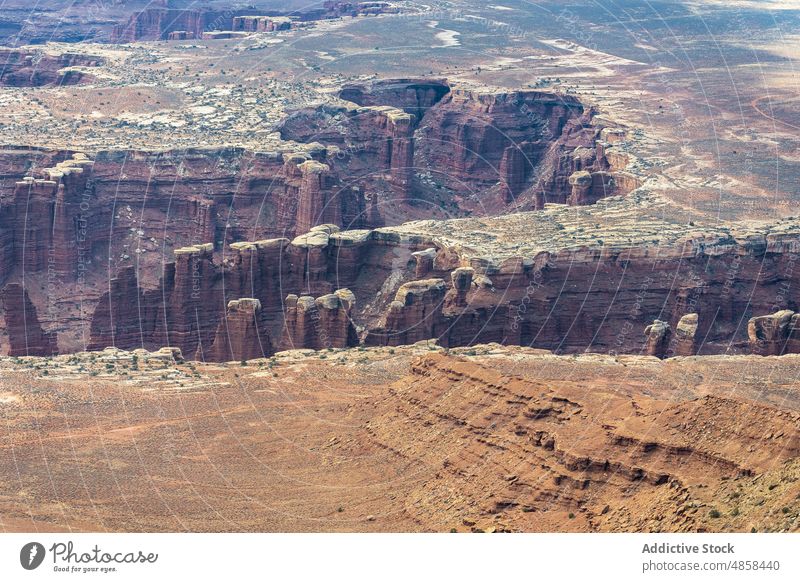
[748, 310, 795, 356]
[338, 78, 451, 122]
[232, 16, 292, 32]
[165, 243, 221, 358]
[0, 49, 101, 87]
[447, 267, 474, 308]
[414, 90, 591, 205]
[673, 313, 699, 356]
[412, 248, 437, 278]
[296, 160, 337, 234]
[167, 31, 195, 40]
[3, 154, 94, 278]
[567, 170, 593, 205]
[281, 289, 358, 350]
[88, 266, 149, 351]
[1, 283, 57, 356]
[112, 9, 206, 42]
[644, 320, 671, 358]
[499, 146, 527, 202]
[365, 279, 447, 346]
[205, 298, 274, 362]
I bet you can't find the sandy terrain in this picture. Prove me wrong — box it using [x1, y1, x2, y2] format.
[1, 344, 797, 532]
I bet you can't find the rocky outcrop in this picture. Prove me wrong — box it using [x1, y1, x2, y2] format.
[41, 213, 800, 360]
[112, 9, 208, 42]
[167, 31, 195, 41]
[205, 298, 273, 362]
[365, 279, 447, 346]
[88, 266, 148, 351]
[414, 90, 594, 207]
[296, 160, 336, 234]
[281, 289, 358, 350]
[163, 243, 221, 359]
[338, 78, 451, 124]
[1, 153, 94, 279]
[0, 283, 56, 356]
[673, 313, 699, 356]
[281, 82, 634, 221]
[280, 103, 418, 203]
[0, 49, 101, 87]
[0, 80, 787, 361]
[644, 320, 671, 358]
[112, 3, 386, 42]
[323, 1, 401, 17]
[447, 267, 474, 308]
[412, 248, 437, 278]
[748, 310, 798, 356]
[232, 16, 292, 32]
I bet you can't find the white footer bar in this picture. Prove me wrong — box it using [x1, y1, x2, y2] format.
[1, 533, 796, 581]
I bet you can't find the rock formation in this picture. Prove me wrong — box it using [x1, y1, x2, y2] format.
[1, 153, 94, 279]
[112, 8, 208, 42]
[0, 49, 101, 87]
[280, 82, 635, 220]
[232, 16, 292, 32]
[447, 267, 474, 308]
[205, 298, 273, 362]
[281, 289, 358, 350]
[673, 313, 699, 356]
[644, 320, 671, 358]
[748, 310, 798, 356]
[2, 79, 794, 361]
[338, 78, 451, 123]
[167, 31, 195, 40]
[88, 266, 148, 351]
[296, 160, 336, 234]
[0, 283, 57, 356]
[365, 279, 447, 346]
[412, 248, 437, 278]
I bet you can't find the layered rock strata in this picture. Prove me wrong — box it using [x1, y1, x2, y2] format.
[0, 283, 57, 356]
[206, 298, 273, 362]
[0, 49, 101, 87]
[644, 320, 671, 358]
[281, 289, 358, 350]
[10, 204, 800, 360]
[673, 313, 699, 357]
[748, 310, 799, 356]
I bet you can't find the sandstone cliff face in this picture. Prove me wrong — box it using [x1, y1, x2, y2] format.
[0, 153, 94, 281]
[206, 298, 274, 362]
[673, 313, 699, 356]
[232, 16, 292, 32]
[112, 9, 208, 42]
[748, 310, 799, 356]
[413, 89, 605, 208]
[110, 3, 388, 42]
[0, 283, 57, 356]
[0, 79, 782, 361]
[644, 320, 671, 358]
[87, 266, 148, 351]
[16, 212, 800, 361]
[285, 83, 634, 217]
[281, 289, 358, 350]
[365, 279, 447, 347]
[338, 78, 451, 124]
[0, 49, 101, 87]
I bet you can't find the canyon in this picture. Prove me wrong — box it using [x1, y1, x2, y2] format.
[0, 0, 798, 537]
[0, 78, 650, 361]
[0, 77, 797, 362]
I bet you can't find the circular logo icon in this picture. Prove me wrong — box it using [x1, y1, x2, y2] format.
[20, 542, 46, 570]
